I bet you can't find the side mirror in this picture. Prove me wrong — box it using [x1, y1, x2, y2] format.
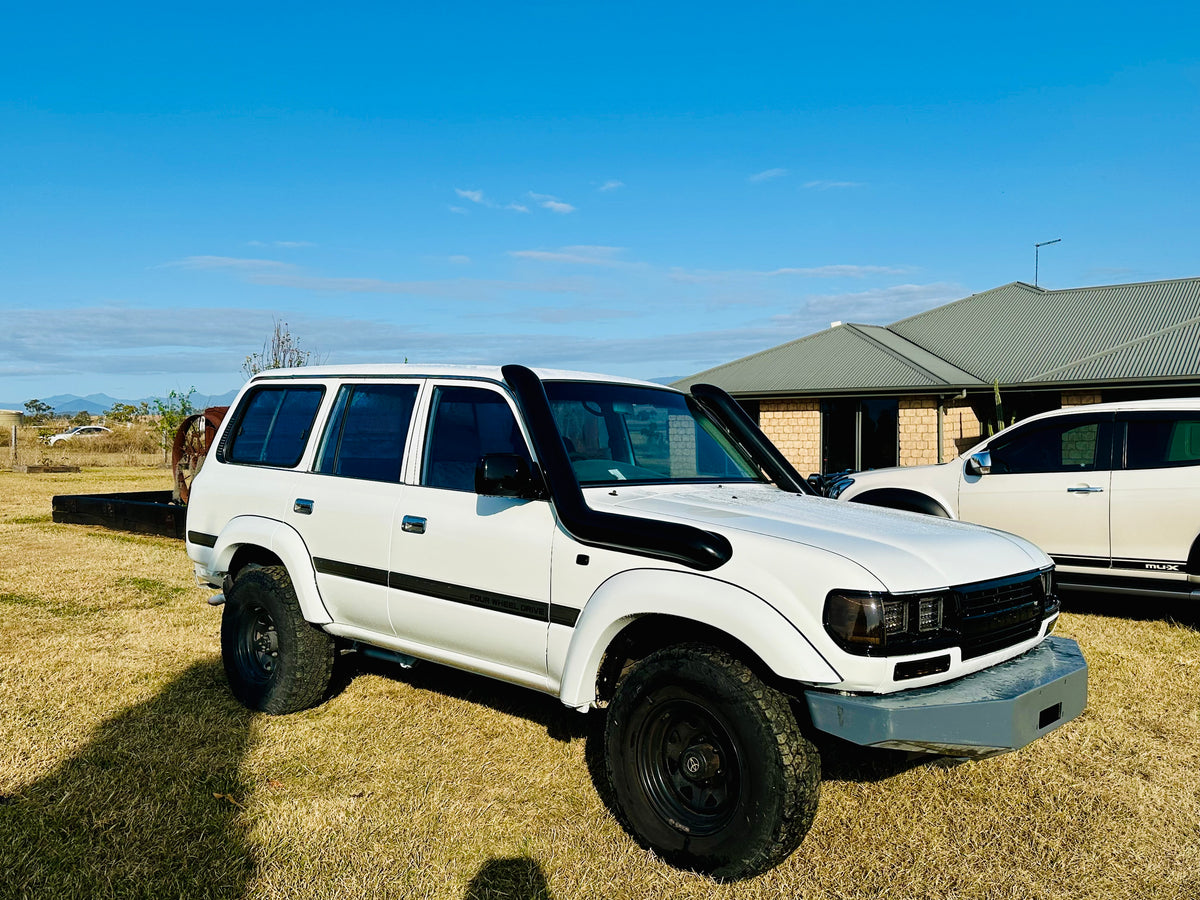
[475, 453, 535, 497]
[966, 451, 992, 476]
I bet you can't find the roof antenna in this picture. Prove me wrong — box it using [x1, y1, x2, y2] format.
[1034, 238, 1061, 287]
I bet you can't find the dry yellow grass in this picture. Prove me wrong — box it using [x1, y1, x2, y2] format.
[1, 468, 1198, 899]
[2, 424, 164, 469]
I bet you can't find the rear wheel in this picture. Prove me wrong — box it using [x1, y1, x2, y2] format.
[604, 644, 820, 880]
[221, 565, 334, 714]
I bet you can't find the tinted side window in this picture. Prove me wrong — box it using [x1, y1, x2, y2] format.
[988, 416, 1110, 475]
[1123, 413, 1200, 469]
[315, 383, 419, 482]
[422, 387, 529, 492]
[225, 386, 325, 467]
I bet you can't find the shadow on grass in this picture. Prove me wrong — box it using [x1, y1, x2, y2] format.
[348, 653, 588, 743]
[1061, 589, 1200, 631]
[464, 856, 554, 900]
[0, 660, 257, 899]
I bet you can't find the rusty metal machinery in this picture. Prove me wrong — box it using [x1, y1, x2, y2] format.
[171, 406, 228, 503]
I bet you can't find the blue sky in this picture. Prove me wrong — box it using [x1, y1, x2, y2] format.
[2, 2, 1198, 404]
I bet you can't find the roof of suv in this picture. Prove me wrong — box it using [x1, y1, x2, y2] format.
[249, 364, 670, 389]
[1019, 397, 1200, 423]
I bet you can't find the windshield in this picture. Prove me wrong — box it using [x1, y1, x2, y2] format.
[544, 381, 765, 486]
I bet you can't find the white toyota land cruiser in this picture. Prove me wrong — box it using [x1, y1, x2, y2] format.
[185, 364, 1087, 879]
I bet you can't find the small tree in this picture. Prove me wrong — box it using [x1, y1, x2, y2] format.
[242, 319, 312, 378]
[23, 399, 53, 425]
[69, 410, 92, 426]
[153, 388, 196, 460]
[107, 401, 150, 423]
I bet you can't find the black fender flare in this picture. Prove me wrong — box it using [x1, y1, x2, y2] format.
[849, 488, 951, 518]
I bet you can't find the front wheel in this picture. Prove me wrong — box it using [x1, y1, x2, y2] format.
[221, 565, 334, 714]
[604, 644, 820, 880]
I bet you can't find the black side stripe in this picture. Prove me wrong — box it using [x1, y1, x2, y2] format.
[1052, 554, 1187, 572]
[313, 557, 580, 626]
[314, 557, 389, 586]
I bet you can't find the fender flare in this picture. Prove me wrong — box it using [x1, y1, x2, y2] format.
[849, 487, 952, 518]
[211, 515, 332, 624]
[557, 568, 841, 708]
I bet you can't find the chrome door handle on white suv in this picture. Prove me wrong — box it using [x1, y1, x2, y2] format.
[1066, 486, 1104, 493]
[401, 515, 426, 534]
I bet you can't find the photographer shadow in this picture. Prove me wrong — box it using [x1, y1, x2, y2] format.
[0, 659, 257, 899]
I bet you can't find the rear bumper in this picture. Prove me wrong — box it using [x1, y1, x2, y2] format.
[804, 636, 1087, 758]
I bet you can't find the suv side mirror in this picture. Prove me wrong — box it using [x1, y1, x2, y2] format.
[966, 451, 992, 476]
[475, 453, 535, 497]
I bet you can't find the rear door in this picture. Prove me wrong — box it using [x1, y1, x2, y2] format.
[957, 413, 1114, 565]
[286, 381, 420, 635]
[1109, 410, 1200, 580]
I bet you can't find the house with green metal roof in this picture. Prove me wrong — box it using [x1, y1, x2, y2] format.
[674, 278, 1200, 476]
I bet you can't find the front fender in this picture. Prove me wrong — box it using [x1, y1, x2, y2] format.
[556, 568, 841, 708]
[211, 516, 332, 624]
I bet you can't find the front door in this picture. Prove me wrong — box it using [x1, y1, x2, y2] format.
[387, 383, 554, 680]
[958, 413, 1114, 565]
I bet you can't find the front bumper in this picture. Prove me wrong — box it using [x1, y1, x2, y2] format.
[804, 636, 1087, 758]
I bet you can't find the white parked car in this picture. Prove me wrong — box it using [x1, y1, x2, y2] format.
[46, 424, 112, 445]
[185, 364, 1085, 879]
[837, 398, 1200, 600]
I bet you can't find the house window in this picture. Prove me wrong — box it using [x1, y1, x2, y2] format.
[821, 398, 898, 474]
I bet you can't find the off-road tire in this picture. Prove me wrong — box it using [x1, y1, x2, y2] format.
[221, 565, 335, 714]
[604, 644, 820, 880]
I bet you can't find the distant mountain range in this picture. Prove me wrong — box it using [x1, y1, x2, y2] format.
[0, 390, 240, 416]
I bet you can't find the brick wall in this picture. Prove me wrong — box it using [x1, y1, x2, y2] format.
[1061, 390, 1103, 406]
[943, 399, 984, 458]
[899, 398, 938, 465]
[759, 399, 820, 475]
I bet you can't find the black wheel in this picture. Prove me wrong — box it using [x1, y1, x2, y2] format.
[604, 644, 820, 880]
[221, 565, 335, 714]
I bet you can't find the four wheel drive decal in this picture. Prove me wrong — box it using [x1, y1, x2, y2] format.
[312, 556, 581, 626]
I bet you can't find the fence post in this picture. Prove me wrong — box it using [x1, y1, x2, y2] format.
[10, 425, 16, 466]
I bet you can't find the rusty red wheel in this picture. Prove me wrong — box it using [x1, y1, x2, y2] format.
[172, 406, 228, 503]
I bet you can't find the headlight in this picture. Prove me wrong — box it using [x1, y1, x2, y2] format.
[823, 590, 885, 650]
[824, 589, 951, 656]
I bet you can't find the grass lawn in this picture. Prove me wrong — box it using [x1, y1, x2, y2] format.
[1, 468, 1197, 899]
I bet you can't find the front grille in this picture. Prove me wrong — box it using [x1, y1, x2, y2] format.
[954, 572, 1044, 660]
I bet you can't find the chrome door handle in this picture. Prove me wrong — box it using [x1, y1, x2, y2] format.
[294, 499, 314, 514]
[401, 515, 426, 534]
[1066, 486, 1104, 493]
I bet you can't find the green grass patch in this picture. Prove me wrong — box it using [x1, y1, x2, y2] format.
[0, 590, 93, 618]
[116, 576, 187, 608]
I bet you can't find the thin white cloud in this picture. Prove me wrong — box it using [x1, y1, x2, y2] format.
[162, 256, 292, 272]
[509, 246, 627, 266]
[447, 255, 471, 265]
[455, 188, 486, 204]
[669, 263, 913, 284]
[749, 168, 789, 183]
[790, 282, 965, 325]
[448, 205, 468, 215]
[528, 192, 576, 214]
[506, 203, 531, 213]
[598, 180, 625, 192]
[803, 180, 865, 190]
[163, 254, 590, 300]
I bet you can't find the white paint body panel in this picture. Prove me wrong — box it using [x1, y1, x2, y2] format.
[186, 365, 1064, 713]
[839, 397, 1200, 594]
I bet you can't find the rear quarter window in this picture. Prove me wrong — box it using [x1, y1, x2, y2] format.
[221, 386, 325, 467]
